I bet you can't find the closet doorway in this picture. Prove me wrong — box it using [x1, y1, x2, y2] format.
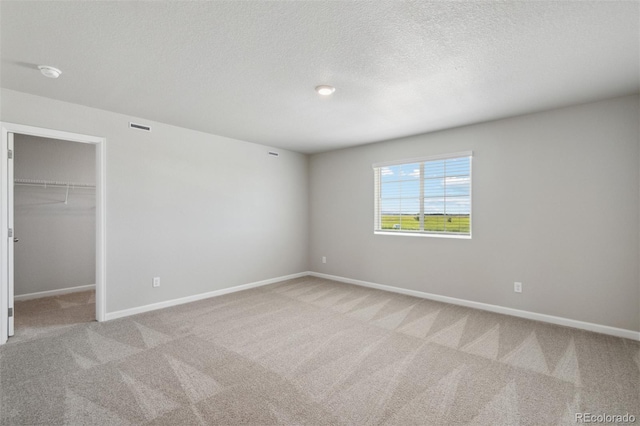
[13, 135, 96, 341]
[1, 123, 106, 345]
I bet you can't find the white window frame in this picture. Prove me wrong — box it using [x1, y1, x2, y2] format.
[373, 151, 472, 239]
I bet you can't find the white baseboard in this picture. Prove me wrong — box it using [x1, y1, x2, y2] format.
[14, 284, 96, 301]
[309, 272, 640, 341]
[104, 270, 640, 341]
[105, 272, 308, 321]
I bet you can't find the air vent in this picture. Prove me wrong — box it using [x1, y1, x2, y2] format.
[129, 122, 151, 132]
[268, 151, 279, 157]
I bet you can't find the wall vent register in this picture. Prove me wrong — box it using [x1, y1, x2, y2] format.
[129, 122, 151, 132]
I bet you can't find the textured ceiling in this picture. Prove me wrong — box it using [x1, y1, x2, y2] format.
[1, 1, 638, 153]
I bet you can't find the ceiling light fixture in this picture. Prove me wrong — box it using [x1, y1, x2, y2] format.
[38, 65, 62, 79]
[315, 85, 335, 96]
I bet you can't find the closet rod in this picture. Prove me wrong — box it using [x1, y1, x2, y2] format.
[14, 178, 95, 189]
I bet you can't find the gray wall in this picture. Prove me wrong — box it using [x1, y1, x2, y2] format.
[3, 88, 638, 332]
[1, 89, 309, 313]
[309, 95, 640, 331]
[14, 135, 96, 295]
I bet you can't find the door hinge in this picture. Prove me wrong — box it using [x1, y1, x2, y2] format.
[8, 308, 13, 318]
[8, 149, 12, 159]
[8, 228, 13, 238]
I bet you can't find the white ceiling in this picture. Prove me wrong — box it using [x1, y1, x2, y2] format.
[1, 1, 638, 154]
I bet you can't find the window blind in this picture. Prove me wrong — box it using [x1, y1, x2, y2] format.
[373, 152, 472, 236]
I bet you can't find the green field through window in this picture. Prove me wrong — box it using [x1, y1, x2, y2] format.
[381, 214, 470, 233]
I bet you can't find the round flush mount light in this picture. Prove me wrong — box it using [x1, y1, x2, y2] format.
[38, 65, 62, 79]
[315, 85, 335, 96]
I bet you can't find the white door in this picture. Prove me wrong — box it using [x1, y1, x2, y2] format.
[7, 133, 14, 337]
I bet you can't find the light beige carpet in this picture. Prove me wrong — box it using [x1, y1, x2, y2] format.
[1, 277, 638, 425]
[11, 289, 95, 344]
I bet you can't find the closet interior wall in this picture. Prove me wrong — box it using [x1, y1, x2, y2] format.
[13, 135, 96, 297]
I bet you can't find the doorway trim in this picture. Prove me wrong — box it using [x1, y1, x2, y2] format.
[1, 122, 106, 345]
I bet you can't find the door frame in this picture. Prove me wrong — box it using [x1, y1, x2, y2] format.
[0, 122, 106, 345]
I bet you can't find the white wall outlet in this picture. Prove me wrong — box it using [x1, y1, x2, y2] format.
[322, 256, 327, 264]
[514, 282, 522, 293]
[152, 277, 161, 288]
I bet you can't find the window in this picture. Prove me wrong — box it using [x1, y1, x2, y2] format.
[373, 152, 472, 238]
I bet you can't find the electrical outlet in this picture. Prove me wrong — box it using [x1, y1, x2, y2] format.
[322, 256, 327, 264]
[152, 277, 161, 288]
[514, 282, 522, 293]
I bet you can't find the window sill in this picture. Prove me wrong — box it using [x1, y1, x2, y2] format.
[374, 231, 472, 239]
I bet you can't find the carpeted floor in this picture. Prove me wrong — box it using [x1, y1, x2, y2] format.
[10, 290, 95, 344]
[1, 276, 638, 425]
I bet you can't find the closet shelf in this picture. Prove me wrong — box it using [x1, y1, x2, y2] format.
[14, 178, 95, 189]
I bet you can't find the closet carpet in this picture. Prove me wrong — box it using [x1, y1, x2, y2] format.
[1, 277, 638, 425]
[11, 289, 95, 344]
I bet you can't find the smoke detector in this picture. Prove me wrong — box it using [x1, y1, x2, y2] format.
[38, 65, 62, 79]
